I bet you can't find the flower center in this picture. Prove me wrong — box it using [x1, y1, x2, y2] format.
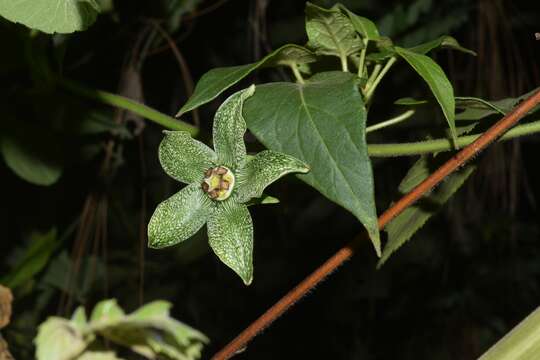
[201, 166, 235, 201]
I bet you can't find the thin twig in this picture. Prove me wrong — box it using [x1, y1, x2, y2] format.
[211, 88, 540, 360]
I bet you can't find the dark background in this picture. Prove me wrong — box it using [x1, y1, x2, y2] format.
[1, 0, 540, 359]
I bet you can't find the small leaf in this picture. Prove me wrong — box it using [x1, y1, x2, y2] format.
[35, 318, 88, 360]
[148, 184, 213, 249]
[236, 150, 309, 203]
[408, 35, 476, 55]
[213, 85, 255, 170]
[245, 194, 280, 207]
[335, 4, 380, 40]
[378, 156, 475, 266]
[0, 0, 100, 34]
[305, 2, 363, 61]
[176, 44, 315, 116]
[1, 228, 58, 288]
[395, 46, 457, 143]
[90, 299, 125, 324]
[130, 301, 172, 320]
[1, 124, 63, 186]
[478, 306, 540, 360]
[76, 351, 124, 360]
[394, 97, 429, 106]
[71, 307, 88, 329]
[159, 131, 217, 185]
[244, 71, 381, 256]
[207, 202, 254, 285]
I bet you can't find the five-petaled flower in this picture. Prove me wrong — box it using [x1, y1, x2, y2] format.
[148, 85, 310, 285]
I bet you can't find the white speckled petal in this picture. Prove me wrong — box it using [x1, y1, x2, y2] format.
[159, 131, 217, 184]
[148, 184, 213, 248]
[235, 150, 310, 203]
[207, 202, 254, 285]
[212, 85, 255, 170]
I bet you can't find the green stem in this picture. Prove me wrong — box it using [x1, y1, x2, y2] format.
[367, 119, 540, 157]
[58, 78, 199, 136]
[365, 56, 397, 102]
[366, 110, 415, 133]
[340, 55, 349, 72]
[290, 64, 305, 84]
[357, 40, 368, 77]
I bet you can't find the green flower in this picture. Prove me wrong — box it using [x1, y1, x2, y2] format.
[148, 85, 310, 285]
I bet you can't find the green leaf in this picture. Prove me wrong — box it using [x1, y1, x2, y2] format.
[378, 156, 475, 266]
[213, 85, 254, 170]
[1, 229, 58, 288]
[176, 44, 316, 116]
[408, 35, 476, 55]
[478, 306, 540, 360]
[148, 184, 213, 249]
[236, 150, 310, 203]
[244, 71, 381, 256]
[71, 307, 88, 329]
[1, 124, 63, 186]
[394, 97, 428, 106]
[207, 202, 254, 285]
[305, 2, 363, 63]
[245, 194, 280, 207]
[76, 352, 123, 360]
[159, 131, 217, 184]
[335, 4, 380, 40]
[90, 299, 125, 324]
[0, 0, 100, 34]
[35, 318, 89, 360]
[395, 46, 457, 143]
[130, 301, 172, 320]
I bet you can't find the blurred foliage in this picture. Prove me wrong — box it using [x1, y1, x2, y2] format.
[0, 0, 539, 359]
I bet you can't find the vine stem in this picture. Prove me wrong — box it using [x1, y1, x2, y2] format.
[366, 110, 415, 133]
[365, 56, 397, 102]
[289, 64, 305, 84]
[211, 88, 540, 360]
[57, 78, 199, 136]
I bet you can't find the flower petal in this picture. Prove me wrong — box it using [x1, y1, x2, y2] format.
[148, 183, 213, 248]
[212, 85, 255, 170]
[207, 202, 254, 285]
[235, 150, 310, 203]
[159, 131, 217, 184]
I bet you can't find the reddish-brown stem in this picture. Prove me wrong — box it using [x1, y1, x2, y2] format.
[212, 89, 540, 360]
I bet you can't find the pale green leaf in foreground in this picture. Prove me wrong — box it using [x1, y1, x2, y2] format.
[378, 156, 475, 266]
[0, 0, 100, 34]
[395, 46, 457, 143]
[176, 44, 316, 116]
[76, 352, 123, 360]
[479, 306, 540, 360]
[35, 318, 89, 360]
[244, 71, 380, 256]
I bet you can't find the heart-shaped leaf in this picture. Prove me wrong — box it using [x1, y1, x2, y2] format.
[395, 46, 457, 143]
[176, 44, 316, 116]
[0, 0, 100, 34]
[244, 71, 380, 256]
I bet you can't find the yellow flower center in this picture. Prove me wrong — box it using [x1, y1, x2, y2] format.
[201, 166, 235, 201]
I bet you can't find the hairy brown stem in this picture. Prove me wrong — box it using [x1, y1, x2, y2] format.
[212, 88, 540, 360]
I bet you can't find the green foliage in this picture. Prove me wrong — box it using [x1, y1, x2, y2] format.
[176, 45, 316, 117]
[379, 157, 475, 266]
[149, 86, 309, 284]
[394, 47, 457, 143]
[35, 299, 208, 360]
[305, 2, 363, 70]
[244, 72, 381, 256]
[0, 0, 100, 34]
[479, 306, 540, 360]
[1, 229, 59, 288]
